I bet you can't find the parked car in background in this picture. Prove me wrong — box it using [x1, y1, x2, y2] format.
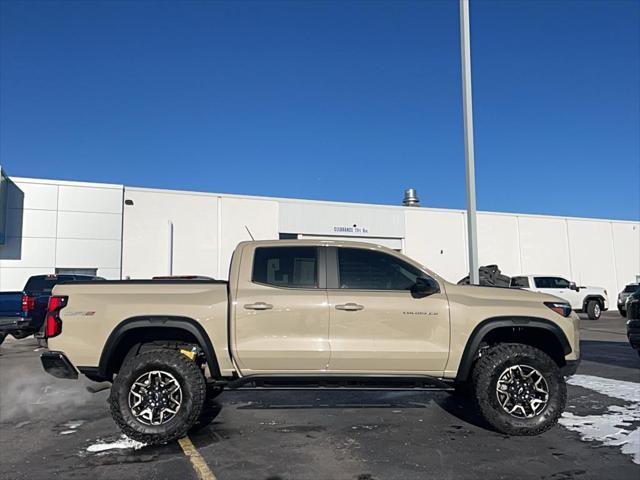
[625, 289, 640, 357]
[0, 274, 103, 345]
[617, 283, 639, 317]
[510, 275, 608, 320]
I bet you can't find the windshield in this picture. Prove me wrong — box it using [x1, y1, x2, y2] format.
[624, 285, 639, 293]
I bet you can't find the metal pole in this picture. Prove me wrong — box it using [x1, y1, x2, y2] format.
[168, 220, 174, 276]
[460, 0, 479, 285]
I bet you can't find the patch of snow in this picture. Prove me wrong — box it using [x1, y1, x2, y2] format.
[567, 375, 639, 403]
[60, 430, 77, 435]
[560, 374, 640, 464]
[62, 420, 85, 429]
[86, 435, 147, 453]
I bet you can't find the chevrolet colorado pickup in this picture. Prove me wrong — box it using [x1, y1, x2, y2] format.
[40, 240, 580, 444]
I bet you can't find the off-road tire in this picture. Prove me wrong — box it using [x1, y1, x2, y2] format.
[109, 349, 206, 445]
[618, 307, 626, 318]
[471, 343, 566, 436]
[587, 300, 601, 320]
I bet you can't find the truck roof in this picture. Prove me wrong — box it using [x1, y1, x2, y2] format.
[238, 238, 395, 250]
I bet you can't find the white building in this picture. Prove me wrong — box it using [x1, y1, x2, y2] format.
[1, 173, 638, 300]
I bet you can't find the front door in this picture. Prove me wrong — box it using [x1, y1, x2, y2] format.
[234, 245, 330, 373]
[327, 247, 450, 375]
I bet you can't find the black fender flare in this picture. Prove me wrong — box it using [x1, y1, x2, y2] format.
[97, 316, 221, 380]
[455, 316, 572, 383]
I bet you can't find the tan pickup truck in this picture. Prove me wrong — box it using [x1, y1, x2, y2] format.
[41, 240, 580, 444]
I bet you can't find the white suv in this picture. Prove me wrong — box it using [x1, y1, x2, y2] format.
[510, 275, 608, 320]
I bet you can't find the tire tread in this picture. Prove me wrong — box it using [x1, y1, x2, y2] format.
[109, 349, 206, 444]
[471, 343, 566, 436]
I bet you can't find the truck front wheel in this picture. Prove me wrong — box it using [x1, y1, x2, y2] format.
[471, 343, 566, 436]
[109, 349, 206, 445]
[586, 300, 601, 320]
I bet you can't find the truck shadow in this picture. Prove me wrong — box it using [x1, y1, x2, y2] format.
[433, 394, 493, 431]
[190, 390, 494, 446]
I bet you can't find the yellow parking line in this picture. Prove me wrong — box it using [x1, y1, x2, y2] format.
[178, 436, 217, 480]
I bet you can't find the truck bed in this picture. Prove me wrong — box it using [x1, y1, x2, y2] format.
[48, 279, 232, 377]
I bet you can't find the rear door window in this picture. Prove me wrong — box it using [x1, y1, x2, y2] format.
[252, 247, 318, 288]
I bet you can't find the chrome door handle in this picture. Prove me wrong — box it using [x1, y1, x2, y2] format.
[335, 303, 364, 311]
[244, 302, 273, 310]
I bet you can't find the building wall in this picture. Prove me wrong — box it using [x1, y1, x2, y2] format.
[1, 176, 638, 303]
[121, 188, 220, 279]
[403, 208, 639, 297]
[120, 188, 279, 280]
[0, 177, 123, 290]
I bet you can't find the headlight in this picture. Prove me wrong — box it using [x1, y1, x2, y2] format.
[544, 301, 572, 317]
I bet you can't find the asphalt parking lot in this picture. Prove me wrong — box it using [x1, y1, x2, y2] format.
[1, 312, 638, 480]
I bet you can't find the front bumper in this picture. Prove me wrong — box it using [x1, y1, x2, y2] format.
[627, 319, 640, 352]
[0, 316, 33, 333]
[41, 351, 78, 379]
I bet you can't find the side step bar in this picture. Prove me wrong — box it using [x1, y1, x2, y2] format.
[219, 374, 454, 391]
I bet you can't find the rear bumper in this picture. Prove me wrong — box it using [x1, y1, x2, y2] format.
[41, 351, 78, 379]
[627, 320, 640, 352]
[0, 316, 33, 333]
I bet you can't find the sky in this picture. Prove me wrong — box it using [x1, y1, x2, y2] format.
[0, 0, 638, 220]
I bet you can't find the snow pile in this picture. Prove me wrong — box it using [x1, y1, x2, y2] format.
[86, 435, 147, 453]
[560, 374, 640, 464]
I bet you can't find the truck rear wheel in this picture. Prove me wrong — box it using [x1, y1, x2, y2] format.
[109, 349, 206, 445]
[471, 343, 566, 436]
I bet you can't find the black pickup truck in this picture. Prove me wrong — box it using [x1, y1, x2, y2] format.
[626, 289, 640, 358]
[0, 274, 102, 345]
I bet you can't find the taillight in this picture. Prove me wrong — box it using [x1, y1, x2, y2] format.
[45, 296, 68, 338]
[21, 295, 36, 313]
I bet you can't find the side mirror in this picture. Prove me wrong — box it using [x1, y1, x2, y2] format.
[411, 276, 440, 297]
[569, 282, 579, 291]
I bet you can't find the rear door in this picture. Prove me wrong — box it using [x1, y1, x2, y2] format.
[233, 245, 331, 373]
[326, 247, 450, 375]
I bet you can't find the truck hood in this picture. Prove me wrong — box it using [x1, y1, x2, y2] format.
[445, 283, 565, 308]
[580, 286, 606, 293]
